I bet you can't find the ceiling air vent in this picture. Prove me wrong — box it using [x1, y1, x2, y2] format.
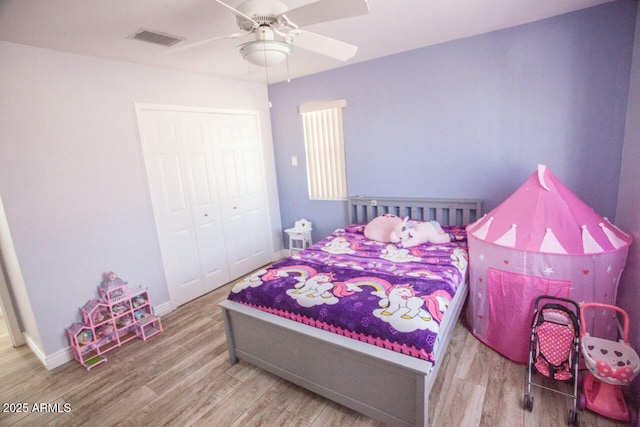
[130, 29, 183, 47]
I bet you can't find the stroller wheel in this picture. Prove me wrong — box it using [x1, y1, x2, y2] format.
[568, 409, 580, 426]
[524, 394, 534, 411]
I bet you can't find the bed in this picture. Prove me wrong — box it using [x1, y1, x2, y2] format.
[219, 196, 483, 426]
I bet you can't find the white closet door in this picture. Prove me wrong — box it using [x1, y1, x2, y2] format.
[138, 109, 230, 307]
[209, 114, 271, 278]
[179, 113, 230, 294]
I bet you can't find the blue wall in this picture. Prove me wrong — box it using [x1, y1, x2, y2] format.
[616, 5, 640, 402]
[269, 1, 637, 243]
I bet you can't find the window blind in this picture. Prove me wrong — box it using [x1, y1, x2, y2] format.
[299, 99, 347, 200]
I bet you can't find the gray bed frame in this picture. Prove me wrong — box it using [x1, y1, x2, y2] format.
[220, 196, 483, 426]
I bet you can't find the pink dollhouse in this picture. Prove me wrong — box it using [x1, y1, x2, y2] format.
[67, 273, 163, 369]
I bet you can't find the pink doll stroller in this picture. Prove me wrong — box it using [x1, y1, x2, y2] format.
[579, 303, 640, 423]
[524, 295, 581, 426]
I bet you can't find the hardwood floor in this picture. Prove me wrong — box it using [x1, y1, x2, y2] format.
[0, 284, 632, 426]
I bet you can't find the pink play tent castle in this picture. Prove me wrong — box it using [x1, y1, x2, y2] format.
[465, 165, 632, 363]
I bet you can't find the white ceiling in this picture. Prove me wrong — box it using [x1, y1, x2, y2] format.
[0, 0, 613, 84]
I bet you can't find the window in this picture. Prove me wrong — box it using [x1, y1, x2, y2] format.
[299, 99, 348, 200]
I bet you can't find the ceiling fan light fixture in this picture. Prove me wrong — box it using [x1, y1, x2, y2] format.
[238, 40, 291, 67]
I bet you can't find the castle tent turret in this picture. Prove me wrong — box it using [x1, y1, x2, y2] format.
[465, 165, 632, 363]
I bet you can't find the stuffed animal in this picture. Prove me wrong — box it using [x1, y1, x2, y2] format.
[389, 217, 452, 248]
[364, 214, 403, 242]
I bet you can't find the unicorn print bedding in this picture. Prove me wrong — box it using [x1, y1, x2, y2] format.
[227, 223, 469, 366]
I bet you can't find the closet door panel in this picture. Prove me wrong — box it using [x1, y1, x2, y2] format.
[158, 152, 204, 303]
[139, 109, 228, 307]
[158, 154, 189, 213]
[226, 211, 250, 268]
[209, 114, 270, 277]
[139, 110, 207, 306]
[179, 113, 230, 294]
[246, 206, 266, 256]
[220, 149, 241, 200]
[243, 151, 260, 196]
[171, 227, 204, 302]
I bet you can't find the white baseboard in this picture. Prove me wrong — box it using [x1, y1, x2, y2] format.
[24, 333, 46, 365]
[154, 301, 173, 317]
[23, 333, 73, 371]
[274, 249, 289, 261]
[45, 347, 74, 370]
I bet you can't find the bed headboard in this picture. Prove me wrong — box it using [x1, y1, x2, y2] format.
[348, 196, 483, 226]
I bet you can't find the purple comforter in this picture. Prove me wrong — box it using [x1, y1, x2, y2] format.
[227, 224, 469, 365]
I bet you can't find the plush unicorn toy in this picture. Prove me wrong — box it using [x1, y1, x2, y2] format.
[389, 217, 452, 248]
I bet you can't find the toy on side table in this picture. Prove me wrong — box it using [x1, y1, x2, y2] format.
[67, 272, 163, 370]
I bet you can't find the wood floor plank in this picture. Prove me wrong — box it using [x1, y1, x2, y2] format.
[145, 343, 218, 395]
[310, 399, 358, 427]
[193, 368, 281, 426]
[10, 398, 72, 427]
[230, 380, 314, 427]
[432, 377, 486, 426]
[429, 322, 467, 422]
[0, 278, 635, 427]
[135, 356, 242, 426]
[179, 317, 228, 355]
[351, 413, 387, 427]
[453, 330, 495, 387]
[65, 385, 156, 427]
[225, 359, 262, 383]
[479, 354, 524, 426]
[234, 407, 313, 427]
[280, 383, 330, 423]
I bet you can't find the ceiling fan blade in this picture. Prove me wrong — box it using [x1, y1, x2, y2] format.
[281, 0, 369, 28]
[214, 0, 258, 27]
[292, 30, 358, 61]
[164, 32, 249, 54]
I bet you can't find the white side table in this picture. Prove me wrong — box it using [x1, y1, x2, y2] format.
[285, 219, 313, 255]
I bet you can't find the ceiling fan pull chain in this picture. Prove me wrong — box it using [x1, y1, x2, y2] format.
[286, 56, 291, 83]
[263, 40, 271, 86]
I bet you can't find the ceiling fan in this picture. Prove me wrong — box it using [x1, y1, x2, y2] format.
[169, 0, 370, 67]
